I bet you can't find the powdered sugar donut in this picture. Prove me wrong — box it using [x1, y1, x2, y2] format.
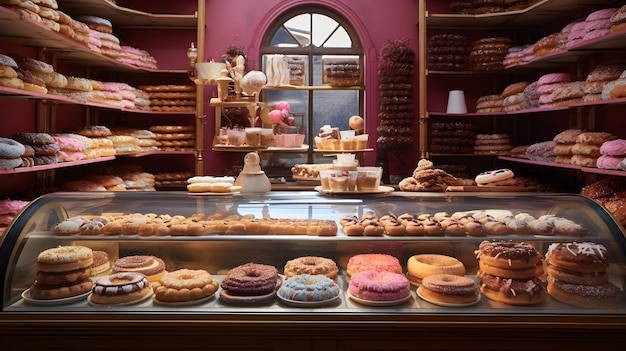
[475, 168, 514, 185]
[600, 139, 626, 156]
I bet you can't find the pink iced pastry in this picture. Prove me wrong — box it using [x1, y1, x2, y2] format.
[583, 29, 610, 41]
[53, 136, 85, 152]
[596, 155, 625, 169]
[348, 270, 410, 302]
[584, 19, 612, 32]
[586, 8, 618, 21]
[538, 73, 571, 86]
[600, 139, 626, 156]
[537, 82, 565, 95]
[346, 253, 402, 276]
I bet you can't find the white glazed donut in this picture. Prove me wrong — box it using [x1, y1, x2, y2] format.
[0, 137, 26, 158]
[475, 169, 514, 185]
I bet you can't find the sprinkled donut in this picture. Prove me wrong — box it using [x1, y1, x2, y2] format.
[277, 274, 340, 302]
[91, 272, 152, 305]
[545, 242, 609, 285]
[546, 277, 620, 309]
[478, 271, 546, 305]
[284, 256, 339, 281]
[153, 269, 219, 303]
[346, 253, 402, 277]
[348, 270, 410, 302]
[36, 245, 93, 273]
[475, 240, 541, 270]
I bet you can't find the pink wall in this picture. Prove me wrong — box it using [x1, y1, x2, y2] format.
[202, 0, 421, 176]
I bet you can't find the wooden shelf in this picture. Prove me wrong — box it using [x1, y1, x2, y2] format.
[0, 157, 116, 175]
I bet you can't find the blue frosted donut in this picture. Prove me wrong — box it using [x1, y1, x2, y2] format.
[277, 274, 339, 302]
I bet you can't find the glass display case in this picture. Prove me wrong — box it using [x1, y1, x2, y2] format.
[1, 191, 625, 350]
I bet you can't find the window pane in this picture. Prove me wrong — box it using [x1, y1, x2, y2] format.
[312, 14, 338, 47]
[284, 14, 311, 47]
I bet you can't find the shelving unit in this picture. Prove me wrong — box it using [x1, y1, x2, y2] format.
[0, 0, 205, 196]
[418, 0, 626, 187]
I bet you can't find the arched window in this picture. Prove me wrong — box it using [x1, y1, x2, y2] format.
[259, 5, 364, 176]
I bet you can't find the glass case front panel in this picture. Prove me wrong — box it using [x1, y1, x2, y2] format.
[1, 191, 625, 316]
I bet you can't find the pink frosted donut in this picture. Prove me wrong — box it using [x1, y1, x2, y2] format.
[567, 30, 586, 42]
[102, 91, 123, 100]
[583, 29, 610, 41]
[53, 136, 85, 152]
[537, 82, 565, 95]
[102, 82, 132, 92]
[538, 93, 555, 105]
[584, 19, 612, 32]
[346, 253, 402, 276]
[600, 139, 626, 156]
[538, 73, 571, 86]
[57, 151, 84, 162]
[586, 8, 618, 21]
[596, 155, 625, 169]
[0, 199, 29, 215]
[349, 270, 410, 301]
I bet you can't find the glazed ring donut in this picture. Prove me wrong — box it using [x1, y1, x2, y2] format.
[113, 255, 166, 282]
[36, 245, 93, 272]
[407, 254, 465, 285]
[0, 137, 25, 158]
[545, 242, 608, 273]
[419, 273, 479, 304]
[152, 269, 219, 303]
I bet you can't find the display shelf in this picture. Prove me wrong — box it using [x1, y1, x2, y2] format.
[55, 0, 198, 28]
[262, 85, 364, 91]
[425, 0, 606, 28]
[499, 156, 626, 176]
[0, 157, 116, 175]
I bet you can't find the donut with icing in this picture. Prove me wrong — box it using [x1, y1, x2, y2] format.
[407, 254, 465, 285]
[277, 274, 340, 303]
[90, 272, 151, 305]
[478, 271, 546, 305]
[600, 139, 626, 156]
[419, 273, 479, 304]
[474, 168, 514, 185]
[547, 277, 620, 309]
[346, 253, 402, 277]
[284, 256, 338, 281]
[112, 255, 166, 282]
[348, 270, 410, 302]
[219, 262, 280, 304]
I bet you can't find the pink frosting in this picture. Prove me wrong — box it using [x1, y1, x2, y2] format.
[348, 270, 410, 301]
[538, 93, 555, 105]
[600, 139, 626, 156]
[538, 73, 571, 86]
[537, 82, 565, 95]
[0, 199, 29, 215]
[582, 29, 610, 41]
[102, 82, 132, 92]
[596, 155, 625, 169]
[586, 8, 618, 21]
[584, 19, 612, 32]
[57, 151, 84, 162]
[53, 136, 85, 152]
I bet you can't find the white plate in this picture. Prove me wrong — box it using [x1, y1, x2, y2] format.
[21, 288, 90, 306]
[347, 290, 411, 306]
[153, 292, 216, 306]
[416, 286, 481, 307]
[314, 185, 394, 195]
[88, 290, 153, 306]
[277, 294, 340, 307]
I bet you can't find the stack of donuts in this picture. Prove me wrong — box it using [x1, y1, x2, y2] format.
[597, 139, 626, 170]
[566, 8, 617, 49]
[468, 37, 512, 71]
[149, 125, 196, 151]
[13, 132, 59, 166]
[546, 242, 620, 308]
[551, 81, 586, 106]
[27, 245, 95, 301]
[0, 53, 23, 90]
[583, 63, 626, 102]
[570, 131, 616, 167]
[76, 125, 116, 158]
[473, 133, 513, 155]
[0, 136, 26, 169]
[501, 81, 529, 112]
[140, 85, 196, 112]
[427, 34, 468, 71]
[537, 72, 572, 107]
[552, 128, 584, 164]
[476, 240, 547, 305]
[398, 158, 463, 192]
[430, 122, 475, 153]
[580, 177, 626, 227]
[116, 46, 158, 70]
[610, 5, 626, 32]
[53, 134, 85, 162]
[0, 198, 29, 234]
[376, 38, 415, 148]
[154, 171, 194, 189]
[109, 128, 158, 153]
[475, 94, 503, 113]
